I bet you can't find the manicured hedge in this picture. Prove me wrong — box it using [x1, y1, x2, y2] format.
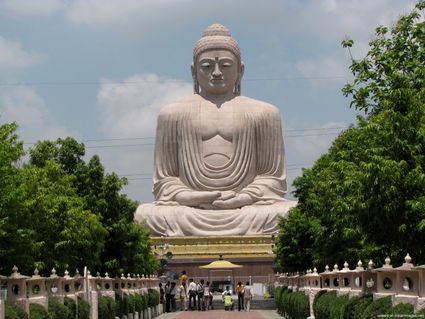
[360, 296, 392, 319]
[314, 290, 336, 319]
[386, 303, 414, 315]
[48, 298, 72, 319]
[98, 296, 116, 319]
[148, 288, 160, 307]
[343, 296, 372, 319]
[29, 304, 49, 319]
[5, 302, 28, 319]
[275, 286, 309, 319]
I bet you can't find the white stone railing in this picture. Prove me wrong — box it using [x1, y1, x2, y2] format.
[0, 266, 161, 319]
[274, 254, 425, 317]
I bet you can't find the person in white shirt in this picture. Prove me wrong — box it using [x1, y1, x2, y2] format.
[179, 283, 188, 311]
[243, 281, 254, 311]
[203, 281, 212, 310]
[188, 278, 197, 310]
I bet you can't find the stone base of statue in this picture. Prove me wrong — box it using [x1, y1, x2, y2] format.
[135, 200, 297, 237]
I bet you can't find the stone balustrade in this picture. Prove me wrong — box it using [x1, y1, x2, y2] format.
[0, 266, 160, 319]
[275, 253, 425, 315]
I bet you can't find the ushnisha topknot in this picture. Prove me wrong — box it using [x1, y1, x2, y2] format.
[193, 23, 241, 62]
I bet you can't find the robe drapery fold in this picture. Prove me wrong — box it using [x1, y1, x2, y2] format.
[135, 95, 298, 236]
[152, 95, 287, 205]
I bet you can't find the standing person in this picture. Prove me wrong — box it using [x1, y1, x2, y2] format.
[188, 278, 197, 310]
[170, 282, 177, 312]
[179, 282, 188, 311]
[235, 281, 244, 311]
[159, 282, 165, 309]
[196, 279, 205, 311]
[164, 281, 171, 312]
[203, 281, 211, 311]
[180, 270, 188, 288]
[243, 281, 253, 311]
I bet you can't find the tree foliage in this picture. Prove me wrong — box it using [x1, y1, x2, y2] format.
[276, 1, 425, 271]
[0, 123, 157, 276]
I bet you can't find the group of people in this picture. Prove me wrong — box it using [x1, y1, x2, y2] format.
[222, 281, 254, 312]
[159, 270, 254, 313]
[159, 271, 214, 312]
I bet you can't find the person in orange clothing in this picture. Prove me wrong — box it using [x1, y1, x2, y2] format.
[235, 281, 244, 311]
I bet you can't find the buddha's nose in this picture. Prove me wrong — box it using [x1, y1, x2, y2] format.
[212, 63, 222, 77]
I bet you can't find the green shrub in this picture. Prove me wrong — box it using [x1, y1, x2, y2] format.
[134, 294, 145, 312]
[48, 298, 72, 319]
[115, 294, 123, 317]
[417, 307, 425, 315]
[385, 303, 414, 315]
[343, 296, 372, 319]
[128, 294, 136, 313]
[77, 297, 90, 319]
[360, 296, 391, 319]
[98, 296, 116, 319]
[29, 304, 49, 319]
[122, 294, 130, 314]
[329, 294, 350, 319]
[147, 289, 160, 307]
[314, 291, 336, 319]
[5, 302, 28, 319]
[274, 286, 287, 315]
[281, 290, 309, 319]
[64, 297, 79, 318]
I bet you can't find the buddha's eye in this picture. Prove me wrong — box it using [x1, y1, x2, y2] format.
[222, 62, 232, 67]
[201, 62, 211, 68]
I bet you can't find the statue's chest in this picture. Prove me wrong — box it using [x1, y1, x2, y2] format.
[197, 104, 239, 140]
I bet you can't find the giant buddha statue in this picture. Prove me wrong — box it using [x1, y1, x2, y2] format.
[135, 24, 297, 236]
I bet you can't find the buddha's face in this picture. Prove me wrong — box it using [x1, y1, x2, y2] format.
[196, 49, 240, 95]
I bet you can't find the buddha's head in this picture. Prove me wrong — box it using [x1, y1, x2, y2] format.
[192, 24, 244, 96]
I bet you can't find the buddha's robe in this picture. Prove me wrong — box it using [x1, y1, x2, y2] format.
[135, 95, 297, 236]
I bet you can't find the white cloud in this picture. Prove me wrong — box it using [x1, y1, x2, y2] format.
[284, 121, 347, 197]
[96, 73, 191, 138]
[94, 73, 191, 203]
[0, 86, 75, 142]
[0, 0, 64, 16]
[0, 36, 46, 77]
[295, 53, 350, 87]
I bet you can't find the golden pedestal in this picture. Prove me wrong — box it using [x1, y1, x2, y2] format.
[153, 235, 277, 280]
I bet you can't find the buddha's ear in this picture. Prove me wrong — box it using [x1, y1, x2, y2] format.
[191, 63, 199, 94]
[240, 61, 245, 79]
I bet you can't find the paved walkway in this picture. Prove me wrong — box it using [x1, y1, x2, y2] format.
[158, 309, 283, 319]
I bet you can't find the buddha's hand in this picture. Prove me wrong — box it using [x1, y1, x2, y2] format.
[212, 193, 253, 209]
[175, 191, 221, 207]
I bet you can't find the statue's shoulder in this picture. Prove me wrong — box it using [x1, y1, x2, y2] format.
[158, 95, 199, 116]
[236, 96, 280, 116]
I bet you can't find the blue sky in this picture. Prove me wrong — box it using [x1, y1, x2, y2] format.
[0, 0, 417, 203]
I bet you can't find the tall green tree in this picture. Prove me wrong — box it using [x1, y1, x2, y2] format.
[29, 138, 158, 276]
[276, 1, 425, 272]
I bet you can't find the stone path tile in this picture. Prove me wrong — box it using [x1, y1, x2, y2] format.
[157, 309, 283, 319]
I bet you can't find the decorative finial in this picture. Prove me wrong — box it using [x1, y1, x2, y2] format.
[75, 269, 80, 275]
[405, 253, 412, 264]
[121, 273, 125, 279]
[368, 260, 374, 269]
[333, 264, 339, 272]
[51, 268, 57, 275]
[313, 267, 318, 274]
[343, 261, 349, 270]
[385, 256, 391, 265]
[34, 268, 39, 276]
[357, 260, 363, 268]
[325, 265, 330, 272]
[64, 270, 69, 276]
[12, 265, 18, 273]
[105, 272, 109, 278]
[127, 273, 131, 278]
